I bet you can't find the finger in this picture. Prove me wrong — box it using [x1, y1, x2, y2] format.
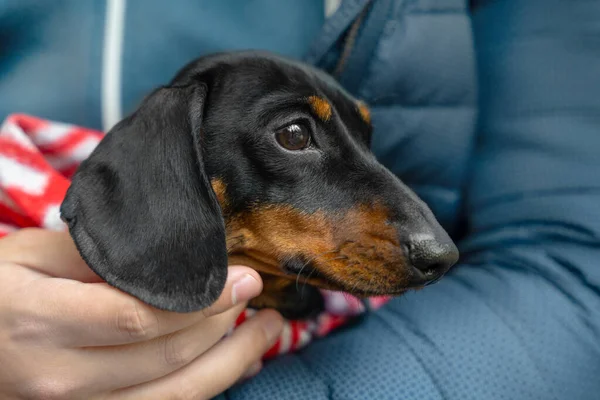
[111, 309, 283, 400]
[0, 228, 101, 282]
[0, 228, 263, 326]
[78, 303, 247, 393]
[11, 266, 262, 347]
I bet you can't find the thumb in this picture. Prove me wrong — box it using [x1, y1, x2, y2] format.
[0, 228, 102, 282]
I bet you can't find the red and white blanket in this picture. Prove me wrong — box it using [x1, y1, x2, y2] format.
[0, 114, 390, 359]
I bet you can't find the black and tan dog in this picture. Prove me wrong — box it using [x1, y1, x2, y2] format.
[60, 51, 458, 319]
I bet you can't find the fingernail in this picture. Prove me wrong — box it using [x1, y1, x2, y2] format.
[232, 274, 261, 305]
[243, 361, 262, 379]
[262, 314, 284, 343]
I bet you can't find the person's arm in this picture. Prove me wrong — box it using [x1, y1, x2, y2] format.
[0, 228, 283, 399]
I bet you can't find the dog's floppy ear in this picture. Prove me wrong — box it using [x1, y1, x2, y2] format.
[60, 83, 227, 313]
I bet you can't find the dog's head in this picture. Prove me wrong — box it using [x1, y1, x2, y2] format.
[61, 51, 458, 313]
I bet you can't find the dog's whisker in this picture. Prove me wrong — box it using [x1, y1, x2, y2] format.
[322, 249, 341, 256]
[350, 278, 361, 294]
[226, 235, 243, 244]
[300, 254, 338, 294]
[299, 250, 340, 294]
[295, 248, 338, 294]
[295, 258, 313, 293]
[226, 235, 245, 251]
[301, 266, 320, 295]
[368, 275, 375, 291]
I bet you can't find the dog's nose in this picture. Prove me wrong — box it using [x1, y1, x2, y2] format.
[406, 233, 459, 286]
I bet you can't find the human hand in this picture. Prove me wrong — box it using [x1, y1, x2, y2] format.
[0, 228, 283, 399]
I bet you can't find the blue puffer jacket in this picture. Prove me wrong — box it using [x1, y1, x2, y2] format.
[1, 1, 599, 399]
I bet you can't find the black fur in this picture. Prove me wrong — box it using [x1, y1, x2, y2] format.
[61, 50, 458, 313]
[61, 84, 227, 312]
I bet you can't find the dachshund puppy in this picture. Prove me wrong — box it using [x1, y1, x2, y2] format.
[60, 51, 459, 319]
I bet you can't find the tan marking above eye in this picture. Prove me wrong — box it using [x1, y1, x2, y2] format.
[307, 95, 332, 122]
[357, 101, 371, 124]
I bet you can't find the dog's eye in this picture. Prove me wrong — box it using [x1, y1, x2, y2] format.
[275, 123, 311, 151]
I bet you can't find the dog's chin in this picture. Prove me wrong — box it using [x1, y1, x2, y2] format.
[227, 252, 414, 298]
[279, 259, 415, 298]
[306, 278, 413, 298]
